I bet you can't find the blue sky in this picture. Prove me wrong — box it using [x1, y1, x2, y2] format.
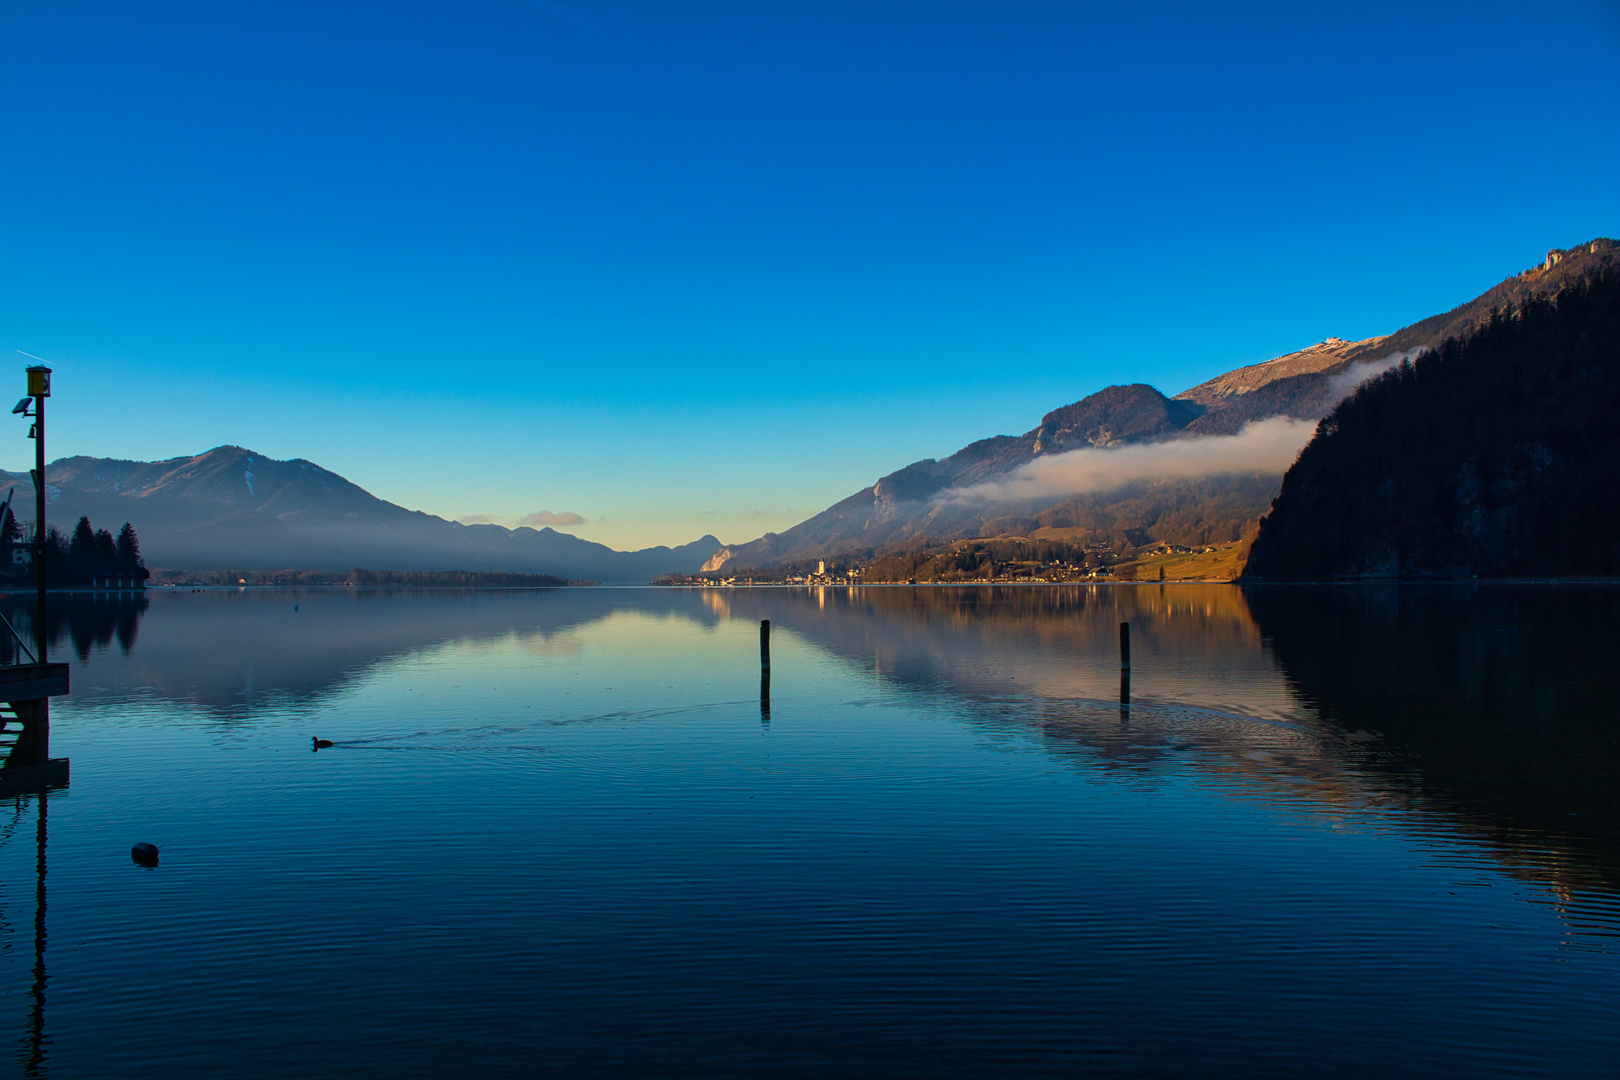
[1, 0, 1615, 550]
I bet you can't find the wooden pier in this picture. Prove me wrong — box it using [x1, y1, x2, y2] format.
[0, 663, 70, 774]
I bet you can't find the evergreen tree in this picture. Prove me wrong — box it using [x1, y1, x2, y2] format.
[44, 526, 69, 587]
[92, 528, 117, 580]
[0, 506, 21, 592]
[115, 523, 143, 575]
[0, 504, 18, 548]
[68, 517, 95, 585]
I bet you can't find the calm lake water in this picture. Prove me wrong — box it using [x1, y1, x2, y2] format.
[0, 584, 1616, 1078]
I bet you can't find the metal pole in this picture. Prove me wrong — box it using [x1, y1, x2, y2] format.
[33, 393, 46, 665]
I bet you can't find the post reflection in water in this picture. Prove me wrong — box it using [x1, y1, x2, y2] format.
[0, 772, 63, 1079]
[15, 584, 1620, 1077]
[26, 791, 47, 1079]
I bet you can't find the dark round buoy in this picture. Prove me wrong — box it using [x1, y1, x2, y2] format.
[131, 842, 160, 866]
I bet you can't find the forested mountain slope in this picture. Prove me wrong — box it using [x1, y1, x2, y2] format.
[1243, 265, 1620, 579]
[711, 239, 1619, 572]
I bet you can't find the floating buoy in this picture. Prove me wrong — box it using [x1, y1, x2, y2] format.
[312, 737, 333, 750]
[131, 842, 159, 866]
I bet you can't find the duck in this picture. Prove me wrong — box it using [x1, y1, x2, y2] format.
[311, 737, 334, 750]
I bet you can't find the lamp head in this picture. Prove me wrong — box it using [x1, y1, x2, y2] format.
[24, 366, 50, 398]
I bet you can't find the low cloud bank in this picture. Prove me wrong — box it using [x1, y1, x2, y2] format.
[454, 509, 588, 528]
[1325, 349, 1422, 400]
[941, 416, 1319, 505]
[520, 509, 587, 527]
[939, 354, 1428, 507]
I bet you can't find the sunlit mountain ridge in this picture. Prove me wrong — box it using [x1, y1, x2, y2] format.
[5, 240, 1613, 583]
[707, 239, 1619, 573]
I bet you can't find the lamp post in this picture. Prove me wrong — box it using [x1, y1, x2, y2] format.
[14, 366, 50, 664]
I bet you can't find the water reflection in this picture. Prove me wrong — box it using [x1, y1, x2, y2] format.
[17, 584, 1620, 1076]
[1247, 584, 1620, 916]
[32, 583, 1620, 923]
[718, 585, 1620, 924]
[8, 588, 705, 715]
[0, 783, 58, 1078]
[0, 591, 148, 665]
[24, 792, 48, 1078]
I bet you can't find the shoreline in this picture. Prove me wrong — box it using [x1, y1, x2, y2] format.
[6, 577, 1619, 595]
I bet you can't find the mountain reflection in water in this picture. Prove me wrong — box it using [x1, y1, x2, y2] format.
[25, 583, 1618, 922]
[1247, 585, 1620, 920]
[716, 584, 1620, 927]
[4, 583, 1618, 1078]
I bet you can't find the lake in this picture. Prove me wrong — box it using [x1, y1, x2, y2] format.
[1, 584, 1616, 1077]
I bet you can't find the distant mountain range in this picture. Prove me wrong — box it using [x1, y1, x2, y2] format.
[1, 448, 722, 585]
[706, 238, 1619, 572]
[8, 239, 1612, 584]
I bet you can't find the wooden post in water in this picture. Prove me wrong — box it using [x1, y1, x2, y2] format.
[1118, 621, 1131, 709]
[759, 620, 771, 723]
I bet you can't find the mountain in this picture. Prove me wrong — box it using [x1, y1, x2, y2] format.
[2, 447, 723, 585]
[707, 383, 1238, 569]
[708, 238, 1619, 572]
[1178, 239, 1620, 433]
[1243, 262, 1620, 579]
[14, 240, 1612, 582]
